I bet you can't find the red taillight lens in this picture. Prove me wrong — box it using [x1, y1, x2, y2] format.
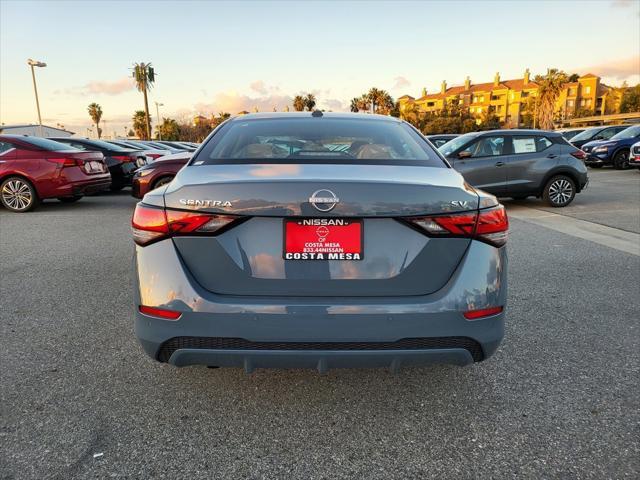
[48, 157, 82, 167]
[475, 205, 509, 246]
[139, 305, 181, 320]
[112, 155, 133, 162]
[146, 153, 163, 160]
[131, 203, 239, 246]
[570, 150, 586, 160]
[406, 205, 508, 247]
[463, 306, 503, 320]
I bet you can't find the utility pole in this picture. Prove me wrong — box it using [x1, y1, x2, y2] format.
[27, 59, 46, 137]
[155, 102, 164, 140]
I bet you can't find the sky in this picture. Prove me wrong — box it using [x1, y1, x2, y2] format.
[1, 0, 639, 137]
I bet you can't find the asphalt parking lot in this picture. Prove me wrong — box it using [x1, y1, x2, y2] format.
[1, 169, 638, 479]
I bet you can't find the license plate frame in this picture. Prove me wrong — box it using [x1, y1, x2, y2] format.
[283, 218, 363, 261]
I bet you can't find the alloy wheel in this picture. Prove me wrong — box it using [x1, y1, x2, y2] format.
[548, 178, 573, 206]
[2, 179, 33, 211]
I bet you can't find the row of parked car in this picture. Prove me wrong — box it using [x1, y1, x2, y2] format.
[2, 122, 638, 213]
[0, 134, 197, 212]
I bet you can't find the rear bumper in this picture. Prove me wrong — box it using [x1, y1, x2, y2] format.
[71, 178, 112, 196]
[133, 238, 507, 371]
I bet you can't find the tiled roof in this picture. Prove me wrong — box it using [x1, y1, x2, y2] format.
[580, 73, 598, 79]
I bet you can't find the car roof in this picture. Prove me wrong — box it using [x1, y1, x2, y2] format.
[227, 112, 402, 123]
[471, 129, 563, 136]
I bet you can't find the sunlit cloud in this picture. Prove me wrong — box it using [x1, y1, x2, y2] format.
[57, 76, 136, 97]
[194, 90, 294, 114]
[392, 76, 411, 89]
[250, 80, 268, 95]
[579, 55, 640, 81]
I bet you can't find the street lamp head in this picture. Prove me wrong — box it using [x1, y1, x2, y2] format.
[27, 59, 47, 67]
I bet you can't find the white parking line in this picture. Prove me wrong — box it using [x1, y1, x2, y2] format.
[506, 205, 640, 256]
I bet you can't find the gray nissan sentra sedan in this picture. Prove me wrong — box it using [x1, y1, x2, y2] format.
[132, 112, 508, 372]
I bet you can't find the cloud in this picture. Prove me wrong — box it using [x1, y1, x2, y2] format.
[392, 76, 411, 89]
[250, 80, 268, 95]
[322, 98, 345, 111]
[580, 56, 640, 81]
[194, 91, 295, 114]
[59, 76, 136, 96]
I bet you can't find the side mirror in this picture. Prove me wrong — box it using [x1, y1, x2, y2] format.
[458, 150, 472, 159]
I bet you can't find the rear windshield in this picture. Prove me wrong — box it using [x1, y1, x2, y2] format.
[80, 139, 132, 152]
[570, 128, 602, 142]
[195, 117, 445, 167]
[18, 137, 79, 151]
[610, 125, 640, 140]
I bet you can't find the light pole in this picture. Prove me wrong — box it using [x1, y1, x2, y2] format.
[27, 59, 46, 137]
[155, 102, 164, 140]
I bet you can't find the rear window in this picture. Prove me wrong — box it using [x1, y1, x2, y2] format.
[610, 125, 640, 140]
[196, 117, 445, 167]
[570, 128, 601, 142]
[80, 139, 132, 152]
[18, 137, 80, 151]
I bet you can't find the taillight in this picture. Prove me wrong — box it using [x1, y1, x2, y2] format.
[112, 155, 133, 162]
[406, 205, 508, 247]
[146, 153, 163, 160]
[464, 306, 503, 320]
[139, 305, 181, 320]
[570, 150, 586, 160]
[48, 157, 82, 167]
[132, 203, 239, 246]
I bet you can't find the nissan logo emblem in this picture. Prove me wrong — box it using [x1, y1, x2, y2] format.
[309, 189, 339, 212]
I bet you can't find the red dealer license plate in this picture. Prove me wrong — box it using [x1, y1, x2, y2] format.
[284, 218, 363, 261]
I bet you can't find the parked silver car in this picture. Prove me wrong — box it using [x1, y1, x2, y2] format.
[132, 113, 508, 372]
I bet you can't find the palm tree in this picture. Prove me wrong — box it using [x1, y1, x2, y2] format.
[534, 69, 568, 130]
[293, 95, 305, 112]
[367, 88, 394, 115]
[132, 62, 156, 139]
[304, 93, 316, 111]
[87, 103, 103, 138]
[132, 110, 148, 139]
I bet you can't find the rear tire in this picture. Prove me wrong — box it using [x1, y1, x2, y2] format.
[152, 176, 174, 190]
[613, 150, 630, 170]
[543, 175, 576, 207]
[57, 196, 83, 203]
[1, 176, 39, 212]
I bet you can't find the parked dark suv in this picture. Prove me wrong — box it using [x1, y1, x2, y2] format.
[438, 129, 589, 207]
[569, 125, 629, 149]
[581, 125, 640, 170]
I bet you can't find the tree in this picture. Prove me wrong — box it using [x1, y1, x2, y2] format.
[568, 73, 580, 82]
[87, 103, 103, 138]
[533, 69, 568, 130]
[350, 95, 370, 112]
[304, 93, 316, 111]
[132, 110, 149, 139]
[367, 88, 394, 115]
[293, 95, 305, 111]
[132, 62, 156, 139]
[620, 84, 640, 113]
[478, 108, 502, 130]
[156, 118, 180, 140]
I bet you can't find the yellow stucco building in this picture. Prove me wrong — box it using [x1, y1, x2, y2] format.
[398, 69, 612, 127]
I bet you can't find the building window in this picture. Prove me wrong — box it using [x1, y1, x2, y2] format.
[567, 99, 575, 107]
[521, 91, 529, 98]
[586, 98, 592, 107]
[568, 87, 577, 96]
[584, 86, 591, 94]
